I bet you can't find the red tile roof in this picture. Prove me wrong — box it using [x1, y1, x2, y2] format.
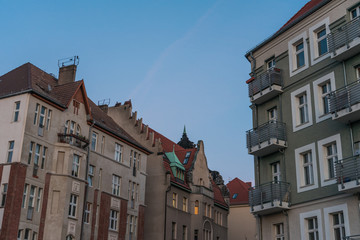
[226, 178, 251, 205]
[211, 179, 228, 208]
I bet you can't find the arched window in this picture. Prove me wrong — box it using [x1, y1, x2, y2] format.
[66, 234, 74, 240]
[194, 200, 199, 215]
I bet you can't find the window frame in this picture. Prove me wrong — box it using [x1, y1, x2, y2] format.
[309, 18, 330, 65]
[182, 197, 188, 212]
[71, 154, 80, 177]
[1, 183, 8, 207]
[88, 165, 95, 187]
[114, 143, 122, 162]
[288, 32, 309, 77]
[300, 209, 323, 240]
[271, 162, 281, 182]
[295, 143, 319, 192]
[112, 175, 121, 196]
[274, 223, 285, 240]
[13, 101, 20, 122]
[291, 84, 313, 132]
[84, 202, 91, 224]
[91, 132, 98, 151]
[312, 72, 335, 123]
[68, 194, 78, 218]
[317, 134, 342, 187]
[172, 192, 178, 208]
[7, 141, 15, 163]
[324, 204, 350, 240]
[109, 209, 118, 231]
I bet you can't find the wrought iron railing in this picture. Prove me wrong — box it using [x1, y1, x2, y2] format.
[248, 68, 282, 98]
[58, 133, 89, 149]
[335, 155, 360, 187]
[327, 16, 360, 55]
[249, 181, 290, 211]
[246, 121, 286, 150]
[328, 80, 360, 114]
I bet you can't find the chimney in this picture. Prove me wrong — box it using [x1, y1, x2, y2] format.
[57, 56, 79, 85]
[58, 65, 77, 85]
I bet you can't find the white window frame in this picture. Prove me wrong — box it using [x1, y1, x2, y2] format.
[68, 194, 78, 218]
[114, 143, 122, 162]
[112, 175, 121, 196]
[309, 18, 330, 65]
[324, 204, 350, 240]
[36, 188, 42, 212]
[72, 154, 80, 177]
[22, 184, 28, 208]
[13, 101, 20, 122]
[300, 209, 323, 240]
[91, 132, 97, 151]
[109, 209, 118, 231]
[272, 162, 281, 182]
[46, 109, 52, 130]
[291, 84, 313, 132]
[274, 223, 285, 240]
[295, 143, 319, 192]
[172, 192, 178, 208]
[88, 165, 94, 187]
[267, 57, 276, 70]
[7, 141, 14, 163]
[350, 6, 360, 19]
[288, 32, 309, 77]
[312, 72, 335, 123]
[182, 197, 188, 212]
[268, 107, 277, 121]
[84, 202, 91, 224]
[317, 134, 342, 187]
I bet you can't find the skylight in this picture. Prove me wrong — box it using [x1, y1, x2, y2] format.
[232, 193, 238, 199]
[183, 151, 191, 164]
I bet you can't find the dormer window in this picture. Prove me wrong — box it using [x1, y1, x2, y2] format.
[184, 152, 191, 164]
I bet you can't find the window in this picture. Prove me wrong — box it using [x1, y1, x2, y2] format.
[172, 222, 177, 240]
[7, 141, 14, 163]
[46, 109, 52, 130]
[32, 232, 37, 240]
[130, 150, 133, 167]
[274, 223, 284, 240]
[39, 106, 46, 127]
[36, 188, 42, 212]
[356, 66, 360, 79]
[68, 194, 77, 217]
[84, 202, 91, 224]
[17, 230, 22, 240]
[73, 99, 80, 115]
[324, 204, 349, 240]
[13, 101, 20, 122]
[28, 185, 36, 208]
[194, 200, 199, 215]
[300, 210, 323, 240]
[109, 210, 118, 231]
[298, 94, 309, 124]
[267, 58, 276, 69]
[313, 72, 335, 122]
[1, 184, 8, 207]
[28, 142, 34, 164]
[91, 132, 97, 151]
[288, 32, 308, 76]
[115, 143, 122, 162]
[232, 193, 238, 199]
[350, 6, 360, 19]
[291, 85, 313, 132]
[295, 143, 318, 193]
[182, 197, 188, 212]
[112, 175, 121, 196]
[72, 154, 80, 177]
[22, 184, 28, 208]
[34, 144, 41, 167]
[182, 225, 187, 240]
[268, 107, 277, 122]
[88, 165, 94, 187]
[318, 134, 342, 186]
[41, 147, 47, 169]
[101, 136, 105, 154]
[24, 229, 30, 240]
[272, 162, 281, 182]
[34, 104, 39, 125]
[183, 152, 191, 165]
[172, 193, 177, 208]
[309, 18, 330, 65]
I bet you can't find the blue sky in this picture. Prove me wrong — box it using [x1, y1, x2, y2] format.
[1, 0, 309, 183]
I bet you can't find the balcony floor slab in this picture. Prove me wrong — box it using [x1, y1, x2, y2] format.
[250, 85, 282, 105]
[248, 138, 286, 157]
[251, 200, 289, 215]
[338, 180, 360, 193]
[331, 37, 360, 61]
[332, 102, 360, 123]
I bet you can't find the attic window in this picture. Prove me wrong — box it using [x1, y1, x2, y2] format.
[73, 100, 80, 115]
[183, 152, 191, 164]
[232, 193, 238, 199]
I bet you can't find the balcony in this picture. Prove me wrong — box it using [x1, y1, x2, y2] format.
[336, 155, 360, 193]
[249, 181, 290, 215]
[246, 121, 287, 157]
[328, 80, 360, 123]
[327, 17, 360, 61]
[192, 185, 214, 198]
[345, 235, 360, 240]
[58, 133, 89, 149]
[248, 68, 282, 104]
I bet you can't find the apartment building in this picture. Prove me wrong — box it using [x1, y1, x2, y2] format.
[245, 0, 360, 239]
[0, 59, 150, 240]
[107, 103, 229, 240]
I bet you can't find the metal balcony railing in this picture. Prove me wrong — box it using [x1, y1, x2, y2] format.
[246, 121, 286, 150]
[345, 235, 360, 240]
[328, 80, 360, 114]
[335, 155, 360, 186]
[249, 181, 290, 211]
[58, 133, 89, 149]
[248, 68, 282, 98]
[327, 16, 360, 55]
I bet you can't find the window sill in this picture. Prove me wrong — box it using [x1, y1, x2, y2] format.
[300, 183, 315, 188]
[68, 216, 77, 220]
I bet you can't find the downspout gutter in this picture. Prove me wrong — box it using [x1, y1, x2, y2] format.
[164, 172, 171, 240]
[80, 119, 95, 240]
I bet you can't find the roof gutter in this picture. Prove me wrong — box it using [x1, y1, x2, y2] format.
[245, 0, 332, 59]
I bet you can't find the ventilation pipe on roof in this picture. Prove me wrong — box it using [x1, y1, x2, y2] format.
[58, 56, 79, 85]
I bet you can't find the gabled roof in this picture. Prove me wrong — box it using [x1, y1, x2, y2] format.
[0, 62, 150, 154]
[226, 178, 252, 205]
[245, 0, 331, 59]
[211, 179, 228, 209]
[165, 151, 186, 171]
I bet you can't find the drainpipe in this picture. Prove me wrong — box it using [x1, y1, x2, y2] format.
[284, 210, 290, 240]
[164, 172, 171, 240]
[256, 214, 262, 240]
[80, 119, 95, 240]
